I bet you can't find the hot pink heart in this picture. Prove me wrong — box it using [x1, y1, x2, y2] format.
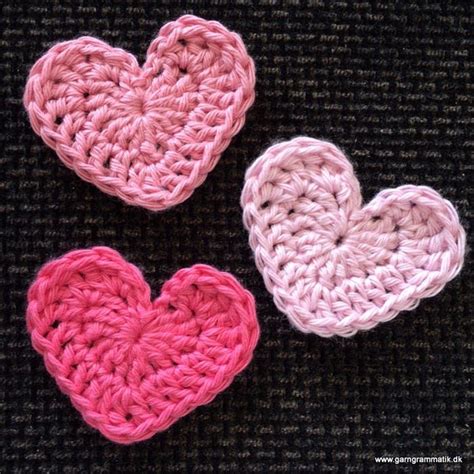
[26, 247, 259, 443]
[24, 15, 255, 210]
[241, 138, 465, 337]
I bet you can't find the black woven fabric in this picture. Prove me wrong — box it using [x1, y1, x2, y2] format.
[1, 1, 472, 472]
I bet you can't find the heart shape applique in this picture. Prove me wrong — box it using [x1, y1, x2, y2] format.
[241, 137, 465, 337]
[26, 247, 259, 443]
[24, 15, 255, 210]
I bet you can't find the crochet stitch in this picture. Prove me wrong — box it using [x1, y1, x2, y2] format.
[241, 137, 465, 337]
[26, 247, 259, 443]
[23, 15, 255, 211]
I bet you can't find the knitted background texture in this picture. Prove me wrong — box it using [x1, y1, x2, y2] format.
[1, 1, 472, 472]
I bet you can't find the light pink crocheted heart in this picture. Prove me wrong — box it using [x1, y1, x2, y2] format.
[26, 247, 259, 443]
[24, 15, 255, 210]
[241, 137, 465, 337]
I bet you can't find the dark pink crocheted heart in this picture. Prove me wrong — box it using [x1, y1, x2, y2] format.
[24, 15, 255, 210]
[26, 247, 259, 443]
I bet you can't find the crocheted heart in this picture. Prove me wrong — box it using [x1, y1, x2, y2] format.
[24, 15, 255, 211]
[241, 137, 465, 337]
[26, 247, 259, 443]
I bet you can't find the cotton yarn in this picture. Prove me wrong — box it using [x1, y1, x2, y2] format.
[26, 247, 259, 443]
[241, 137, 465, 337]
[24, 15, 255, 211]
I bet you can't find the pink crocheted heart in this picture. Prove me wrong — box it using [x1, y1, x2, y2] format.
[26, 247, 259, 443]
[24, 15, 255, 210]
[241, 137, 465, 337]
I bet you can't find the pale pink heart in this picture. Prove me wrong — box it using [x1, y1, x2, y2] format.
[24, 15, 255, 210]
[241, 137, 465, 337]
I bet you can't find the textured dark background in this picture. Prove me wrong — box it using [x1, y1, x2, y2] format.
[1, 1, 472, 472]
